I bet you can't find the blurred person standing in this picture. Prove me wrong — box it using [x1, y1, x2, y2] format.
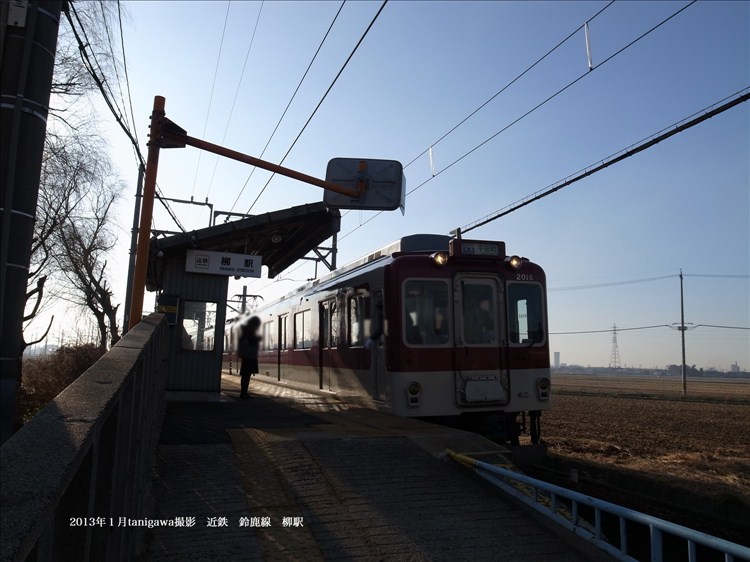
[238, 316, 261, 399]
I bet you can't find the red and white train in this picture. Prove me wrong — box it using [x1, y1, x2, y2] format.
[235, 234, 550, 444]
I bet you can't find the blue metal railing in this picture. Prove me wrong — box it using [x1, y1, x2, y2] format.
[1, 314, 168, 562]
[446, 449, 750, 562]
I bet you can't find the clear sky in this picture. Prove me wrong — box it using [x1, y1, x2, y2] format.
[42, 1, 749, 370]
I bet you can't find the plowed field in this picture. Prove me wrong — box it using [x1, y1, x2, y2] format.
[535, 374, 750, 540]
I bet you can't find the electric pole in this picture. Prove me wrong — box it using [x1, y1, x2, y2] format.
[0, 0, 63, 443]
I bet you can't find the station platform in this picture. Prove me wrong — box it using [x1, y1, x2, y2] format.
[145, 373, 611, 561]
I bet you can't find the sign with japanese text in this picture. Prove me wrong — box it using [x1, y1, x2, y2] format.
[185, 249, 262, 277]
[156, 294, 180, 325]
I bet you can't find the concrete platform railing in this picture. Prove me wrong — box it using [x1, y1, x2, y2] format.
[1, 314, 169, 562]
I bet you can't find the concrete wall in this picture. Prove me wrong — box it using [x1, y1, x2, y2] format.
[0, 314, 169, 562]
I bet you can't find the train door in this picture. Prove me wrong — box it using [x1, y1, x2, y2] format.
[372, 290, 386, 401]
[319, 299, 337, 391]
[453, 275, 509, 405]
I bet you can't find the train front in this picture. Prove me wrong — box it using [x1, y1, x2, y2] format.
[385, 237, 550, 444]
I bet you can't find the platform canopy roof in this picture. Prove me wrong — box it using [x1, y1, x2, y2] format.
[149, 202, 340, 280]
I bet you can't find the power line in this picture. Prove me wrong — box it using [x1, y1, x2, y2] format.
[68, 3, 128, 128]
[549, 275, 676, 292]
[242, 0, 389, 216]
[549, 272, 749, 291]
[460, 87, 749, 234]
[116, 1, 140, 158]
[229, 0, 346, 214]
[99, 2, 131, 137]
[65, 3, 187, 233]
[338, 0, 698, 243]
[191, 0, 232, 199]
[205, 1, 265, 199]
[551, 324, 670, 335]
[552, 323, 749, 335]
[684, 274, 750, 279]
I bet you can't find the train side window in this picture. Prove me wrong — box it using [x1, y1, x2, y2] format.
[264, 320, 276, 350]
[348, 295, 365, 346]
[181, 301, 217, 351]
[330, 302, 339, 348]
[294, 310, 311, 349]
[508, 283, 545, 345]
[279, 316, 287, 351]
[403, 280, 451, 346]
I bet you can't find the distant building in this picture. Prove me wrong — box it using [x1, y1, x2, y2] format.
[730, 361, 740, 373]
[554, 352, 560, 369]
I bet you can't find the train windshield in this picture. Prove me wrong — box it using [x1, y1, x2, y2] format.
[459, 280, 498, 345]
[403, 280, 451, 346]
[508, 283, 545, 345]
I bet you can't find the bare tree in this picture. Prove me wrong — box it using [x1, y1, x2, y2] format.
[22, 1, 127, 351]
[53, 148, 122, 349]
[22, 130, 104, 350]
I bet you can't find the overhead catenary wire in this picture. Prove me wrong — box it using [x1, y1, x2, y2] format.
[459, 87, 749, 234]
[337, 0, 699, 243]
[205, 1, 265, 199]
[403, 0, 616, 171]
[228, 0, 347, 214]
[242, 0, 389, 216]
[191, 0, 232, 199]
[337, 2, 615, 225]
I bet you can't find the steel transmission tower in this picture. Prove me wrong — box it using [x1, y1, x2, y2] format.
[609, 324, 621, 369]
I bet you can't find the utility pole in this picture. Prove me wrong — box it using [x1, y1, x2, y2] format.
[0, 0, 63, 443]
[128, 96, 166, 330]
[123, 163, 145, 333]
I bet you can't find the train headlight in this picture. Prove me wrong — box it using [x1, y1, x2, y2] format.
[537, 377, 550, 400]
[431, 252, 448, 266]
[506, 255, 523, 269]
[407, 381, 421, 407]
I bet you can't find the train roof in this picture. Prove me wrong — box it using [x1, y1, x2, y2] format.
[268, 234, 451, 305]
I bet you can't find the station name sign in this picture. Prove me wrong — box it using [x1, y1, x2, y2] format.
[185, 249, 262, 277]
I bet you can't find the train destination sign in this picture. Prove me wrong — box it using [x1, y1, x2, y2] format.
[185, 249, 262, 277]
[449, 239, 506, 258]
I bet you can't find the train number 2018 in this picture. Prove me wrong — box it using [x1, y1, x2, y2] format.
[515, 273, 534, 281]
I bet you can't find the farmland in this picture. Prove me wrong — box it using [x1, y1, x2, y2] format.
[535, 373, 750, 542]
